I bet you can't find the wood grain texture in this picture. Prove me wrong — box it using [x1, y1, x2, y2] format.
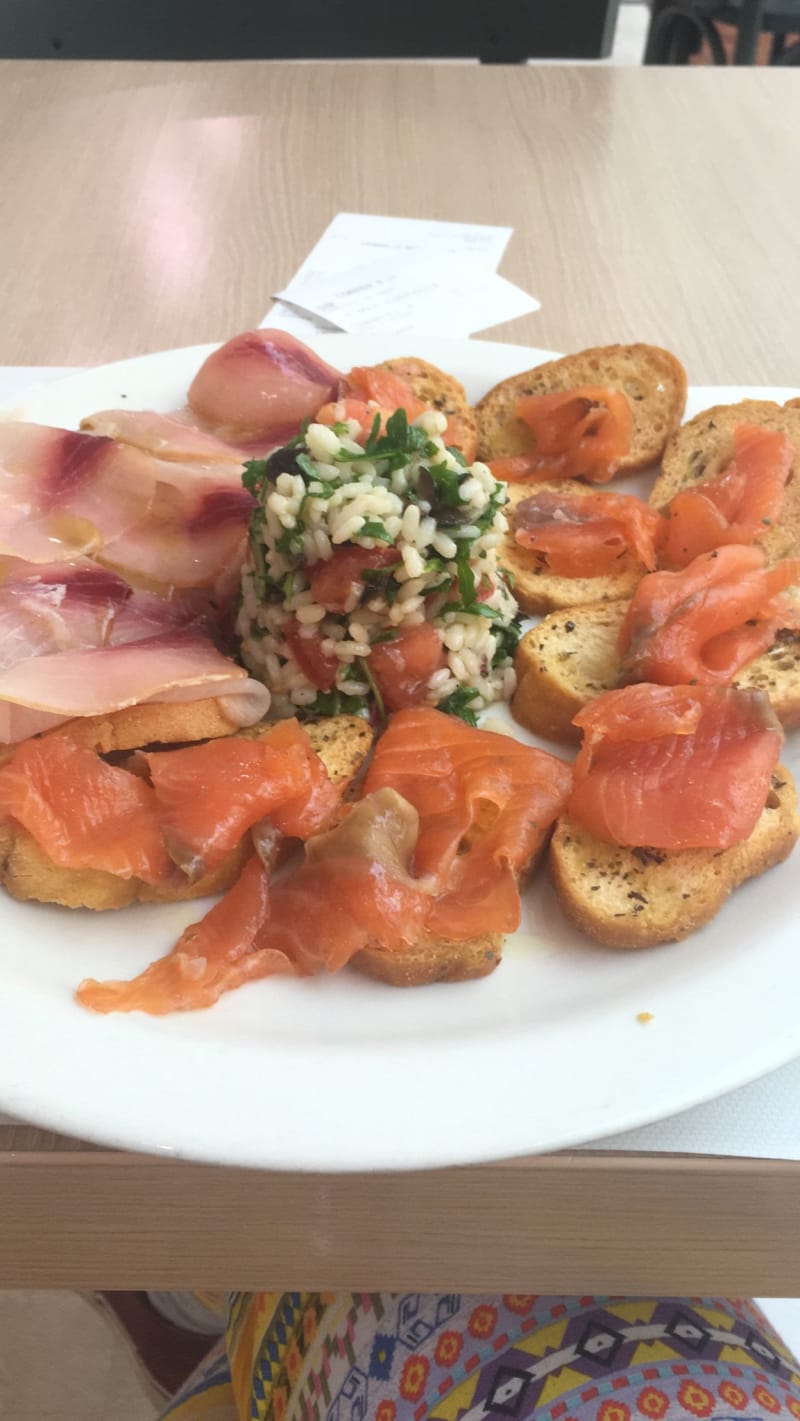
[2, 1150, 800, 1293]
[0, 63, 798, 381]
[2, 60, 800, 1289]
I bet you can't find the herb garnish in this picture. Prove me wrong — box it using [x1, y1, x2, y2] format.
[437, 685, 480, 726]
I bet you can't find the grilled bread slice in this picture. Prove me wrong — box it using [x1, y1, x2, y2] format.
[354, 930, 503, 986]
[0, 715, 373, 912]
[512, 602, 800, 744]
[650, 399, 800, 564]
[0, 696, 255, 771]
[476, 343, 687, 471]
[381, 356, 478, 462]
[512, 603, 625, 744]
[352, 834, 548, 986]
[549, 769, 799, 949]
[499, 481, 646, 615]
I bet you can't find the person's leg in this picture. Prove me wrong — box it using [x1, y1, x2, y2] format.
[157, 1293, 800, 1421]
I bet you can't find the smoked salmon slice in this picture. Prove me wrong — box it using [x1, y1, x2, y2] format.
[513, 488, 663, 578]
[77, 790, 431, 1014]
[316, 370, 428, 444]
[77, 854, 295, 1015]
[145, 718, 340, 879]
[660, 425, 795, 567]
[76, 713, 573, 1014]
[363, 706, 572, 939]
[345, 365, 475, 458]
[620, 544, 800, 686]
[0, 736, 171, 883]
[489, 386, 633, 484]
[568, 682, 783, 850]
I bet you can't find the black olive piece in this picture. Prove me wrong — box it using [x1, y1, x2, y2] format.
[261, 444, 311, 482]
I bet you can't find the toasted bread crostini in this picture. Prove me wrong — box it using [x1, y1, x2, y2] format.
[651, 399, 800, 565]
[0, 715, 373, 912]
[549, 769, 799, 949]
[476, 343, 687, 472]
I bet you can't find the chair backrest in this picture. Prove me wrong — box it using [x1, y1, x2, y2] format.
[0, 0, 621, 62]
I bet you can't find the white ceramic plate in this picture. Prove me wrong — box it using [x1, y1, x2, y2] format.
[1, 336, 799, 1172]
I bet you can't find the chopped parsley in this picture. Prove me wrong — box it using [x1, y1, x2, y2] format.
[456, 555, 476, 606]
[436, 685, 480, 727]
[339, 409, 437, 474]
[359, 519, 395, 546]
[295, 452, 320, 481]
[362, 659, 386, 723]
[275, 525, 304, 560]
[492, 617, 522, 666]
[301, 688, 368, 718]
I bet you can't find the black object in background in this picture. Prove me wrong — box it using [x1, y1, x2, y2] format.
[644, 0, 800, 64]
[0, 0, 621, 62]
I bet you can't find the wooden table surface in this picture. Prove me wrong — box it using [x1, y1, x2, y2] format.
[1, 60, 800, 1294]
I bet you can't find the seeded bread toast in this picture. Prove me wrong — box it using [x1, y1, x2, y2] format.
[0, 697, 253, 771]
[0, 715, 373, 912]
[354, 931, 502, 986]
[512, 603, 625, 743]
[352, 834, 550, 987]
[549, 769, 799, 949]
[512, 602, 800, 744]
[44, 698, 251, 755]
[381, 356, 478, 463]
[650, 399, 800, 564]
[499, 482, 646, 615]
[476, 343, 687, 471]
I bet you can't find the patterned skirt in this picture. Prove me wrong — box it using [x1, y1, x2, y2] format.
[159, 1294, 800, 1421]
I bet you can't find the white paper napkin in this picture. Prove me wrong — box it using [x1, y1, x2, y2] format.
[265, 212, 538, 339]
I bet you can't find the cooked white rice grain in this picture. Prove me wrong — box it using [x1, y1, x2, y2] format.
[416, 410, 447, 437]
[295, 603, 327, 625]
[431, 531, 458, 560]
[401, 546, 425, 578]
[306, 423, 341, 461]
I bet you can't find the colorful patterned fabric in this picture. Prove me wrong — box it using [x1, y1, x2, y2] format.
[159, 1295, 800, 1421]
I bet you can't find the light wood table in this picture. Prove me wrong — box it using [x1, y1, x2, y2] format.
[1, 60, 800, 1295]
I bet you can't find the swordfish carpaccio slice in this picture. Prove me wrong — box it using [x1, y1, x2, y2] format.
[0, 420, 254, 593]
[187, 328, 342, 444]
[0, 558, 269, 743]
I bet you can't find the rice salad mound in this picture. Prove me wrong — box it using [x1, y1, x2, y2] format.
[236, 407, 520, 723]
